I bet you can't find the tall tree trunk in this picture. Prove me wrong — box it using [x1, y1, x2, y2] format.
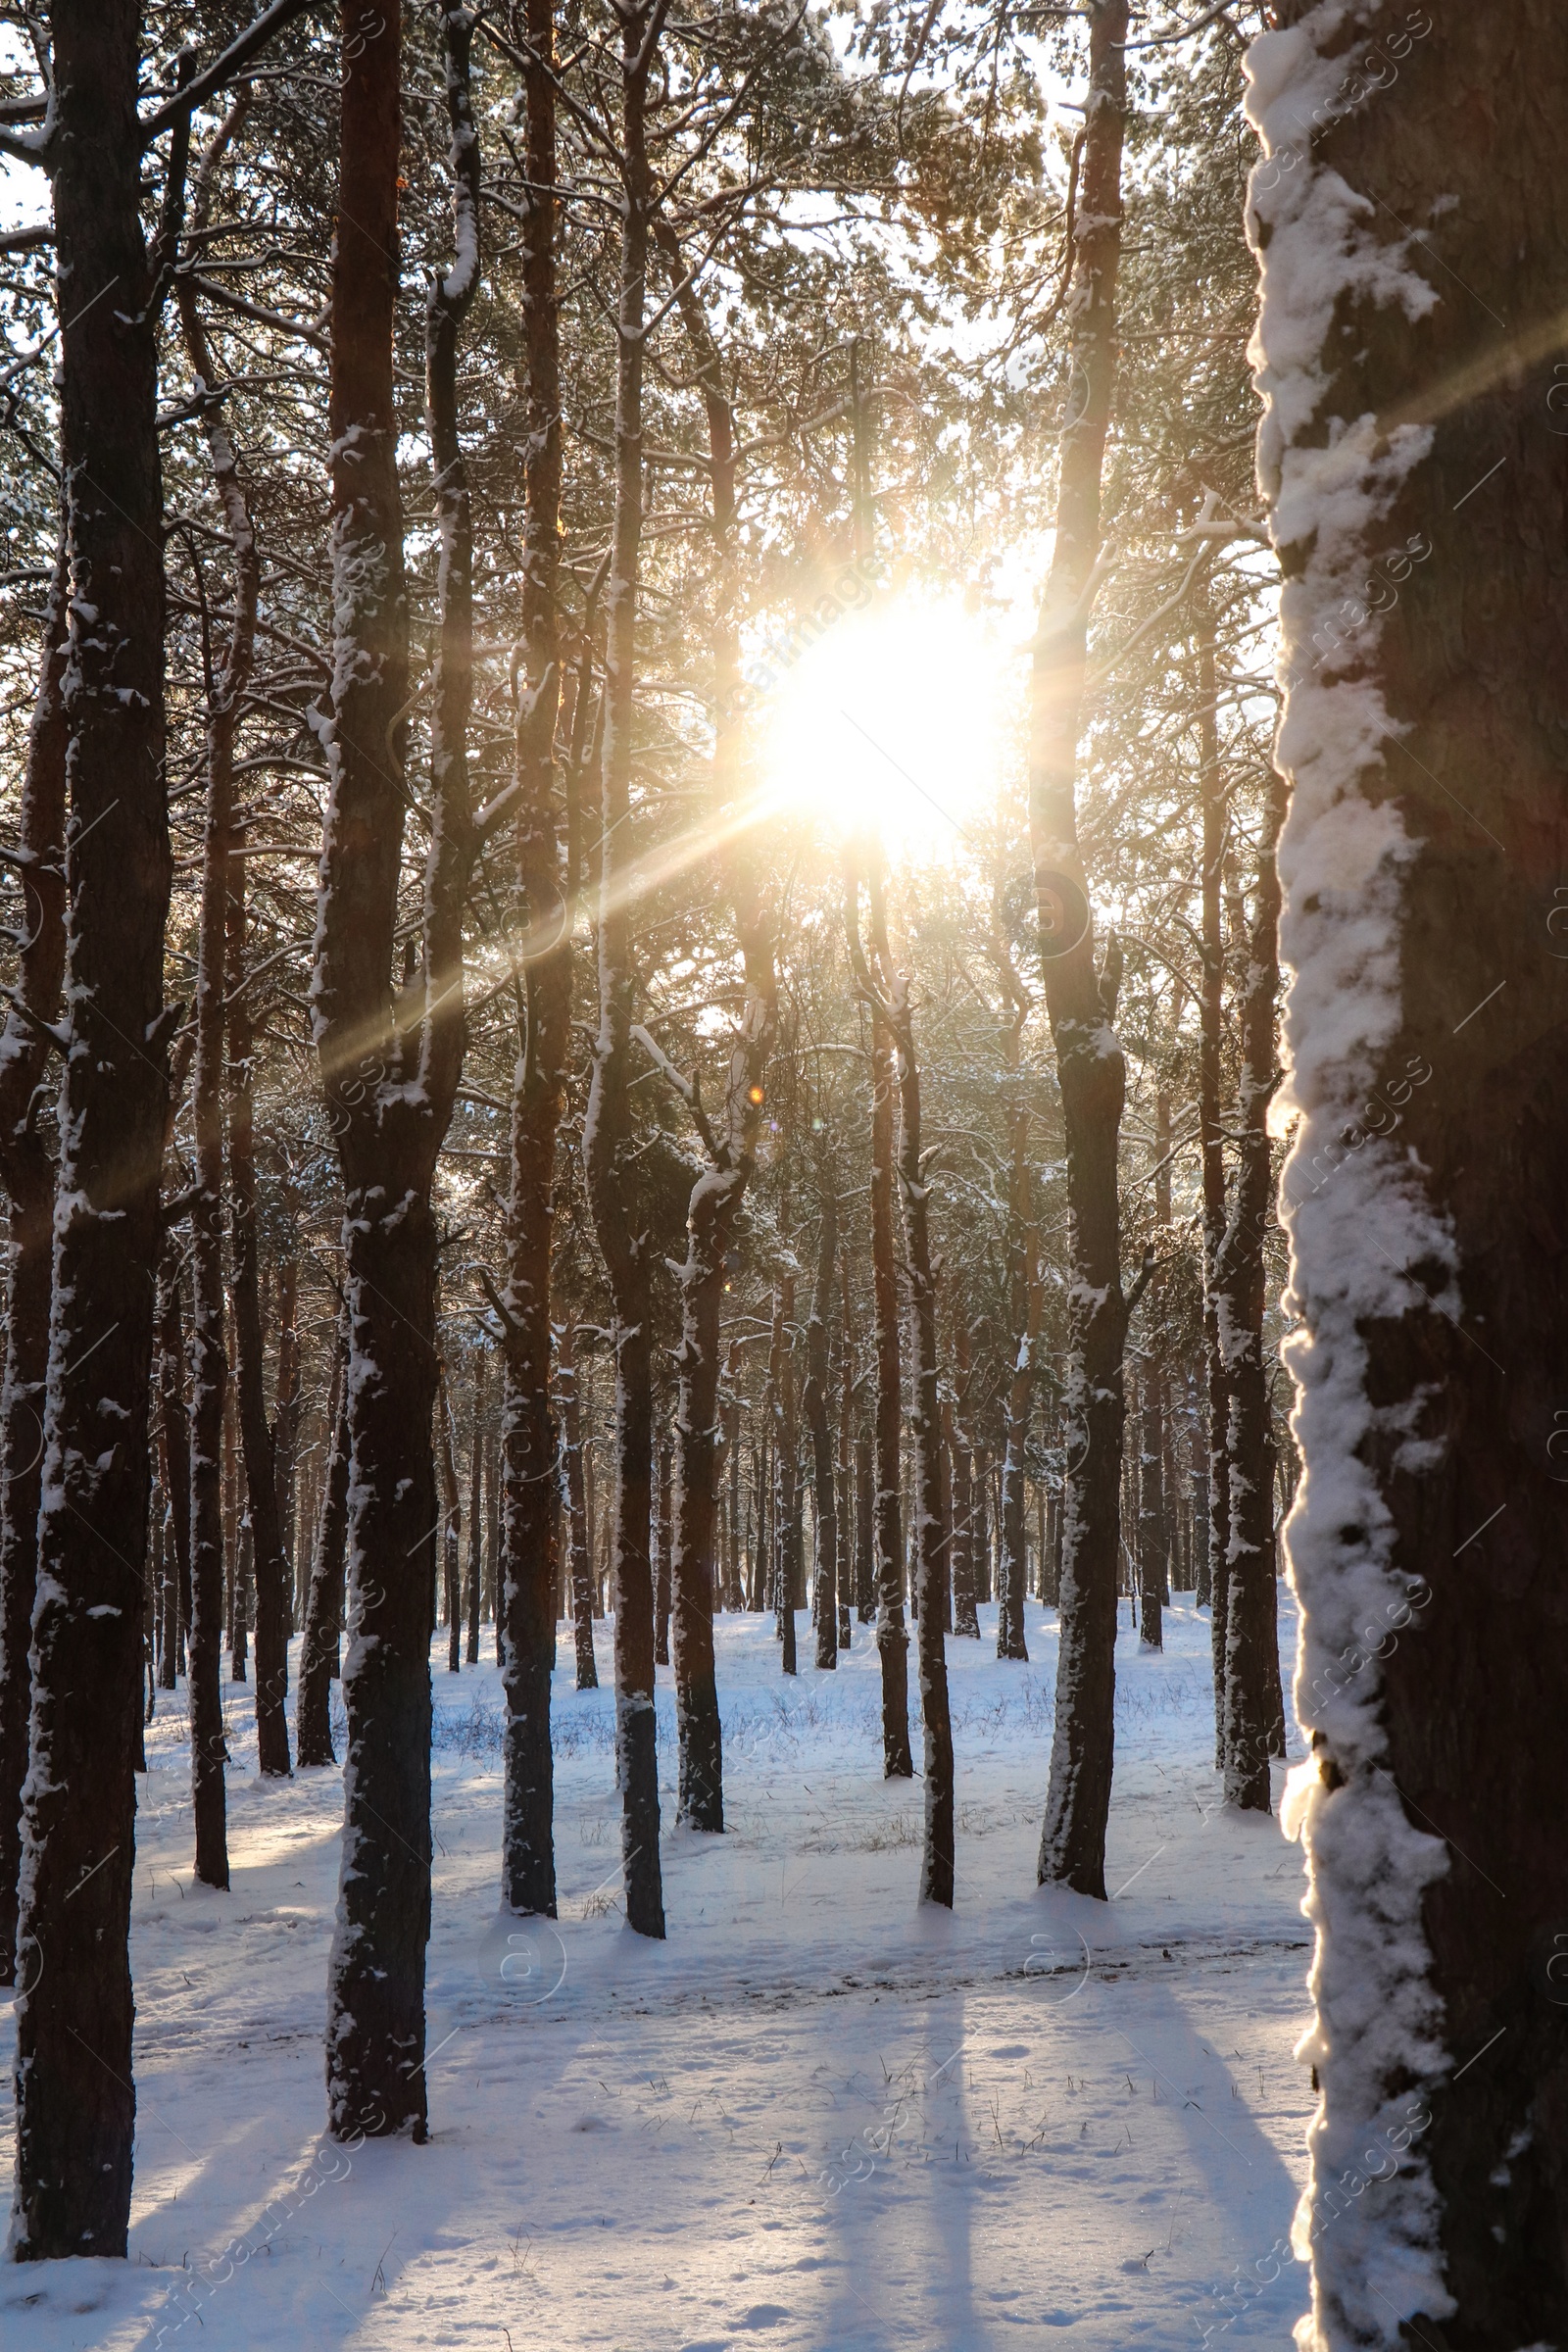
[224, 1375, 245, 1679]
[438, 1364, 462, 1672]
[883, 956, 955, 1905]
[227, 858, 292, 1777]
[653, 217, 777, 1823]
[317, 0, 480, 2135]
[466, 1349, 484, 1665]
[176, 139, 256, 1887]
[833, 1315, 853, 1648]
[1032, 0, 1139, 1901]
[270, 1247, 302, 1626]
[298, 1323, 350, 1767]
[947, 1377, 980, 1639]
[1250, 3, 1568, 2335]
[494, 0, 565, 1919]
[0, 544, 67, 1987]
[725, 1348, 745, 1610]
[847, 855, 912, 1777]
[805, 1181, 839, 1671]
[580, 0, 667, 1938]
[1197, 594, 1231, 1761]
[9, 0, 171, 2259]
[767, 1278, 798, 1676]
[653, 1434, 672, 1667]
[997, 1080, 1038, 1663]
[157, 1260, 194, 1672]
[556, 1323, 598, 1689]
[1137, 1367, 1164, 1650]
[1218, 775, 1284, 1810]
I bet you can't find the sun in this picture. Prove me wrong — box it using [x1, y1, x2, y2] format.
[757, 588, 1017, 863]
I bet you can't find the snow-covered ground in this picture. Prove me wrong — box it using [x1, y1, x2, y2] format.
[1, 1593, 1319, 2351]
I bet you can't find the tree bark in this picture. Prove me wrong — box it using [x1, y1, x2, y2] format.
[556, 1323, 598, 1689]
[176, 136, 257, 1886]
[1250, 2, 1568, 2333]
[885, 958, 955, 1905]
[317, 0, 481, 2135]
[652, 215, 777, 1822]
[495, 0, 564, 1919]
[1032, 0, 1134, 1901]
[805, 1181, 839, 1671]
[438, 1363, 462, 1672]
[1218, 773, 1284, 1810]
[767, 1278, 798, 1676]
[1196, 593, 1231, 1762]
[466, 1349, 484, 1666]
[0, 544, 67, 1988]
[297, 1323, 349, 1767]
[847, 855, 912, 1777]
[9, 0, 171, 2259]
[157, 1260, 194, 1673]
[580, 0, 667, 1938]
[227, 857, 292, 1777]
[997, 1058, 1038, 1663]
[224, 1375, 245, 1679]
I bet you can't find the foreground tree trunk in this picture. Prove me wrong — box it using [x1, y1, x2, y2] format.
[317, 0, 481, 2135]
[847, 854, 912, 1778]
[0, 548, 67, 1988]
[1032, 0, 1138, 1902]
[580, 0, 666, 1938]
[9, 0, 172, 2258]
[1248, 7, 1568, 2337]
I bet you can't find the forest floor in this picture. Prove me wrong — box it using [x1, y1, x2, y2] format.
[2, 1592, 1317, 2352]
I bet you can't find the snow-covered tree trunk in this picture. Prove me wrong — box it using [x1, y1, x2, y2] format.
[1032, 0, 1140, 1902]
[657, 237, 777, 1826]
[887, 970, 955, 1904]
[1249, 0, 1568, 2337]
[317, 0, 481, 2133]
[804, 1181, 839, 1671]
[847, 855, 913, 1777]
[949, 1319, 981, 1638]
[556, 1323, 598, 1689]
[8, 0, 172, 2259]
[176, 134, 257, 1884]
[0, 545, 67, 1989]
[1196, 598, 1232, 1742]
[997, 1013, 1038, 1663]
[766, 1274, 799, 1676]
[581, 0, 667, 1937]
